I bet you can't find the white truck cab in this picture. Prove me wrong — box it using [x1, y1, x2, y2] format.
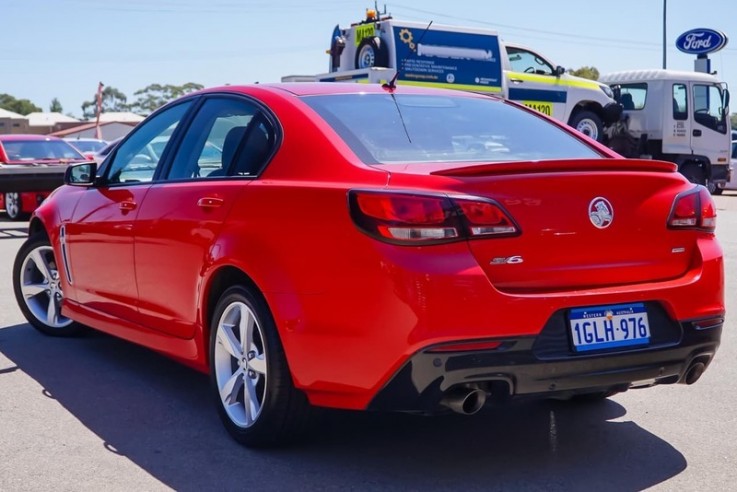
[600, 69, 731, 193]
[289, 10, 621, 141]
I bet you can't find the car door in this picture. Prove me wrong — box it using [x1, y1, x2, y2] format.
[505, 45, 568, 121]
[64, 101, 194, 321]
[133, 95, 278, 339]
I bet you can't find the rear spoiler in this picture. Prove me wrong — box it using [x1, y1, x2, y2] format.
[430, 158, 677, 177]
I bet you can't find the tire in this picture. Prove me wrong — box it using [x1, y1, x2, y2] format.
[569, 110, 604, 142]
[707, 180, 723, 195]
[4, 192, 28, 221]
[680, 163, 706, 186]
[354, 36, 389, 69]
[209, 285, 310, 447]
[13, 233, 85, 336]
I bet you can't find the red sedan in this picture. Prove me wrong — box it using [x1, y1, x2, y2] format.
[13, 83, 724, 447]
[0, 134, 88, 220]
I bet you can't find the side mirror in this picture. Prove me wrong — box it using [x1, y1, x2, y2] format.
[65, 162, 97, 187]
[555, 65, 566, 77]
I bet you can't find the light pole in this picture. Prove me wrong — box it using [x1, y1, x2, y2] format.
[662, 0, 667, 68]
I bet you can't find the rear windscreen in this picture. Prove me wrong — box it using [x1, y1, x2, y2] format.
[303, 93, 602, 164]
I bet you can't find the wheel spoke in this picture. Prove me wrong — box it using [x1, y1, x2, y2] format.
[239, 304, 255, 354]
[244, 378, 261, 424]
[220, 368, 245, 406]
[217, 323, 243, 359]
[30, 249, 52, 281]
[22, 282, 47, 299]
[46, 296, 59, 325]
[248, 353, 267, 376]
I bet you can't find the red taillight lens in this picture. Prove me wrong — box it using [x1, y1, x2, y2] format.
[349, 190, 519, 245]
[455, 199, 518, 236]
[668, 186, 716, 232]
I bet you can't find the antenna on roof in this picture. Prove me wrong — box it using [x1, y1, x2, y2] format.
[382, 21, 433, 91]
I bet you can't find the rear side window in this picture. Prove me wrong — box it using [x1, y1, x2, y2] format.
[166, 97, 276, 180]
[673, 84, 688, 120]
[303, 94, 601, 164]
[618, 83, 647, 110]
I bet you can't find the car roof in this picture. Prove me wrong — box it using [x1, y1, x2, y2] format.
[197, 82, 498, 99]
[0, 134, 64, 142]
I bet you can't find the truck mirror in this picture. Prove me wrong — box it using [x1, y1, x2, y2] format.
[555, 65, 566, 77]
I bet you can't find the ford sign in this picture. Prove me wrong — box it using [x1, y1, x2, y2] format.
[676, 28, 728, 55]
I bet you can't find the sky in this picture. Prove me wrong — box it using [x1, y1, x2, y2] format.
[3, 0, 737, 118]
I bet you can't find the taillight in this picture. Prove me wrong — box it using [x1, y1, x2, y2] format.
[348, 190, 520, 245]
[668, 186, 716, 232]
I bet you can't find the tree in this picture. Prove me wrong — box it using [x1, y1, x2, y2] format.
[81, 86, 129, 119]
[128, 82, 204, 115]
[49, 97, 63, 113]
[568, 66, 600, 81]
[0, 93, 42, 115]
[731, 113, 737, 130]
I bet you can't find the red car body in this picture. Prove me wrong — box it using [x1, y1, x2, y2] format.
[0, 134, 87, 219]
[14, 83, 724, 446]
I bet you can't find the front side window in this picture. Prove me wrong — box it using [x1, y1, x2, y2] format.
[304, 94, 602, 165]
[166, 97, 275, 180]
[618, 83, 647, 110]
[672, 84, 688, 120]
[105, 101, 192, 184]
[693, 84, 728, 133]
[507, 47, 554, 75]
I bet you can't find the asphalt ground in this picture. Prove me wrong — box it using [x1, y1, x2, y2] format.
[1, 191, 736, 491]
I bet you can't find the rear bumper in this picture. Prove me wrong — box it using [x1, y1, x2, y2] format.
[368, 305, 722, 412]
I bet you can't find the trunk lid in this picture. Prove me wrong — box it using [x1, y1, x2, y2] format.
[385, 159, 697, 292]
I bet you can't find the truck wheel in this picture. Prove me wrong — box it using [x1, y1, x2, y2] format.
[681, 163, 706, 186]
[569, 110, 604, 142]
[355, 37, 388, 69]
[707, 180, 723, 195]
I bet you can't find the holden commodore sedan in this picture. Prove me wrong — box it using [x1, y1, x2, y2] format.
[13, 83, 724, 447]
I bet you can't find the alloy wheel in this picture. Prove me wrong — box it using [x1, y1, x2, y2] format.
[214, 301, 268, 428]
[18, 245, 73, 329]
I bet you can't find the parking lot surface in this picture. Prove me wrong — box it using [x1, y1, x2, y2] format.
[1, 192, 736, 491]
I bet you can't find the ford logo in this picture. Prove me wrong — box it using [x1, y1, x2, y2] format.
[676, 28, 728, 55]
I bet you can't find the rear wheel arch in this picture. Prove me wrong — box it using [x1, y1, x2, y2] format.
[203, 266, 270, 356]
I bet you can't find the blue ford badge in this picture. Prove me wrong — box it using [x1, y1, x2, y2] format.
[676, 29, 728, 55]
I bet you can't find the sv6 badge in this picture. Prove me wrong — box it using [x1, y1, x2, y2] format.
[490, 256, 524, 265]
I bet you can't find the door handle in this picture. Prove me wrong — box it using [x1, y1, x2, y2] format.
[119, 201, 137, 212]
[197, 197, 224, 209]
[693, 129, 702, 137]
[509, 78, 524, 84]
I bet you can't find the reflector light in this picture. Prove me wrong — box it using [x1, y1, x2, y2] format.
[428, 340, 503, 353]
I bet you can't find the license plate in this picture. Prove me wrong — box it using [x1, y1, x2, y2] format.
[569, 303, 650, 352]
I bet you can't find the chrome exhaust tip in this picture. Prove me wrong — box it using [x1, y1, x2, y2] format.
[441, 388, 487, 415]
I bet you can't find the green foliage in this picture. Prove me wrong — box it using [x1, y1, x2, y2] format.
[567, 66, 600, 81]
[730, 113, 737, 130]
[49, 97, 63, 113]
[0, 93, 42, 115]
[128, 83, 204, 115]
[81, 86, 130, 119]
